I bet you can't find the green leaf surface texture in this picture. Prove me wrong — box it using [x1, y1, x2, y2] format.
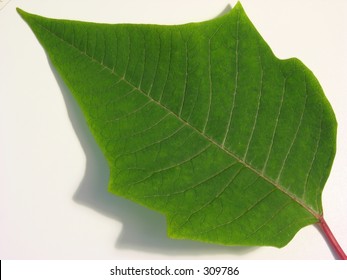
[18, 2, 337, 248]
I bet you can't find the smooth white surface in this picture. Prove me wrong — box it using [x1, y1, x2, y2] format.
[1, 0, 346, 259]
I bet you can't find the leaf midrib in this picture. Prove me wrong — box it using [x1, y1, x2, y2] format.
[34, 18, 321, 220]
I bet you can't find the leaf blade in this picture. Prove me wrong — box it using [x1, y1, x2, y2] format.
[17, 2, 337, 247]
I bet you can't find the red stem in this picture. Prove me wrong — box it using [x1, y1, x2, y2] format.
[319, 216, 347, 260]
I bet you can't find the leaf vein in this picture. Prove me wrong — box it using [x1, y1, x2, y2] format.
[243, 48, 263, 161]
[131, 142, 211, 187]
[222, 12, 240, 148]
[159, 30, 173, 102]
[118, 123, 185, 161]
[143, 162, 237, 199]
[303, 107, 323, 201]
[245, 201, 293, 240]
[276, 77, 308, 183]
[119, 112, 171, 140]
[182, 166, 244, 227]
[147, 31, 161, 96]
[178, 39, 189, 117]
[106, 98, 150, 122]
[202, 22, 224, 133]
[262, 76, 287, 174]
[202, 188, 276, 234]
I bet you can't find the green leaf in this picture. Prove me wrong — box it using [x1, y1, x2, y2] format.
[17, 2, 337, 248]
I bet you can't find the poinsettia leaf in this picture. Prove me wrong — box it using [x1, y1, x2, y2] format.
[17, 2, 336, 247]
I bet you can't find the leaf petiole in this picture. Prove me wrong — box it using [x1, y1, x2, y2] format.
[319, 217, 347, 260]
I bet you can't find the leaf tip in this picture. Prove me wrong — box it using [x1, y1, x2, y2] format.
[234, 1, 245, 12]
[16, 7, 26, 17]
[16, 7, 32, 23]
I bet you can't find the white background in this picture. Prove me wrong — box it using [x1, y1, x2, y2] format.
[1, 0, 346, 259]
